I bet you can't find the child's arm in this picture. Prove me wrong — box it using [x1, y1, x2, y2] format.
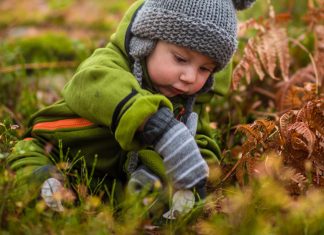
[61, 0, 170, 151]
[62, 44, 172, 151]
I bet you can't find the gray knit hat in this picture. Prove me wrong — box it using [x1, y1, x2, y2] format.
[131, 0, 256, 72]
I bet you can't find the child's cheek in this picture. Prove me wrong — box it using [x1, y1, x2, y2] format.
[190, 82, 205, 94]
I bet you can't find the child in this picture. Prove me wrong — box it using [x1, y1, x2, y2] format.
[7, 0, 255, 218]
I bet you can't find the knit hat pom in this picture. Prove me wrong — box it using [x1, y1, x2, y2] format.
[232, 0, 256, 10]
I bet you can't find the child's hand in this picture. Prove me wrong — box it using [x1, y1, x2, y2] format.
[127, 165, 162, 194]
[141, 107, 209, 189]
[41, 178, 64, 212]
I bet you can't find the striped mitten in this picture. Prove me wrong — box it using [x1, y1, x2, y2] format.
[141, 107, 209, 190]
[127, 165, 162, 194]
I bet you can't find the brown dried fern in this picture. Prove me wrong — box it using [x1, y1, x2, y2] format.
[287, 122, 316, 156]
[233, 25, 290, 89]
[279, 110, 297, 140]
[275, 24, 323, 112]
[233, 4, 322, 113]
[280, 99, 324, 186]
[233, 120, 279, 186]
[231, 99, 323, 189]
[274, 28, 290, 81]
[257, 30, 278, 80]
[303, 0, 324, 29]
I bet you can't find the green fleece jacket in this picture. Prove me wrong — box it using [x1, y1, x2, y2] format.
[7, 0, 224, 189]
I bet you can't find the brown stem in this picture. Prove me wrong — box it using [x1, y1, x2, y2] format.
[0, 61, 78, 74]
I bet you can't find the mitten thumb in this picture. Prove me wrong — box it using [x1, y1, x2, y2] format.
[185, 112, 198, 136]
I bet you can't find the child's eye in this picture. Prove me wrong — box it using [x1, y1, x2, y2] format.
[200, 67, 213, 73]
[174, 54, 187, 63]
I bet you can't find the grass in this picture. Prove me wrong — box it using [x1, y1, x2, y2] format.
[1, 0, 323, 234]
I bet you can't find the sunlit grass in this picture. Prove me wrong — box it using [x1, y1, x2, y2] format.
[0, 0, 323, 234]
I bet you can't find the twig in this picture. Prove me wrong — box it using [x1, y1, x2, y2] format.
[0, 105, 23, 128]
[221, 154, 245, 183]
[253, 87, 277, 100]
[0, 61, 78, 74]
[250, 110, 279, 119]
[288, 37, 320, 95]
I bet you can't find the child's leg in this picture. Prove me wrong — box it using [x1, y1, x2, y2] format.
[7, 138, 57, 186]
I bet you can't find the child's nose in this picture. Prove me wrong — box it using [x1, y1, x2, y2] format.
[179, 68, 198, 84]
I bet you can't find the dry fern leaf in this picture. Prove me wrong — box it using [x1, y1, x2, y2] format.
[275, 25, 323, 111]
[314, 25, 324, 86]
[279, 110, 297, 139]
[232, 39, 255, 89]
[256, 30, 278, 80]
[304, 1, 324, 28]
[273, 28, 290, 81]
[304, 99, 324, 135]
[289, 169, 308, 193]
[235, 124, 260, 140]
[242, 141, 258, 154]
[235, 159, 245, 186]
[232, 59, 251, 90]
[233, 26, 289, 89]
[276, 71, 317, 112]
[281, 85, 305, 111]
[238, 18, 265, 37]
[248, 39, 265, 81]
[287, 122, 316, 156]
[254, 119, 276, 137]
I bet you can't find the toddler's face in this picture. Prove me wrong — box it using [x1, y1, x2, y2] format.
[146, 41, 216, 97]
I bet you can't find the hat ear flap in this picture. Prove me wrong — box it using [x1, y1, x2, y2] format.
[232, 0, 256, 11]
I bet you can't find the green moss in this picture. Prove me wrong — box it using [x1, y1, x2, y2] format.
[4, 33, 91, 64]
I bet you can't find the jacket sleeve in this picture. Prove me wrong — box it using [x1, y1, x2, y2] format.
[62, 1, 171, 151]
[63, 43, 172, 151]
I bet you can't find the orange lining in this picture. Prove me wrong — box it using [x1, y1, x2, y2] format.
[33, 118, 95, 131]
[23, 137, 35, 141]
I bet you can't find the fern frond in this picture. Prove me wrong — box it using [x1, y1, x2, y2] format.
[254, 119, 276, 137]
[235, 159, 245, 186]
[279, 111, 297, 139]
[305, 99, 324, 135]
[275, 64, 314, 112]
[287, 122, 316, 156]
[248, 40, 265, 81]
[232, 39, 255, 89]
[273, 28, 290, 80]
[314, 25, 324, 87]
[257, 31, 277, 80]
[236, 124, 259, 140]
[281, 85, 305, 111]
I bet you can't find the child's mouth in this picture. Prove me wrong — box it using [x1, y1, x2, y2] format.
[170, 87, 185, 96]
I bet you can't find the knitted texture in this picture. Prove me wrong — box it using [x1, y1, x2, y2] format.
[141, 107, 198, 144]
[127, 165, 162, 193]
[131, 0, 256, 71]
[141, 107, 208, 189]
[141, 107, 177, 145]
[185, 112, 198, 137]
[154, 122, 209, 189]
[129, 37, 156, 85]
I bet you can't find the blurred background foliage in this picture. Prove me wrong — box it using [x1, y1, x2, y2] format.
[0, 0, 323, 234]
